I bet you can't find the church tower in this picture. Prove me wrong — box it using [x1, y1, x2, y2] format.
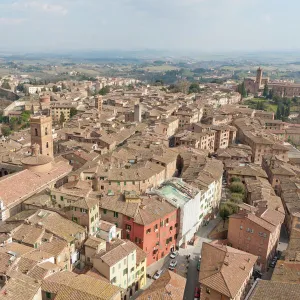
[30, 115, 53, 157]
[95, 95, 103, 113]
[256, 67, 263, 87]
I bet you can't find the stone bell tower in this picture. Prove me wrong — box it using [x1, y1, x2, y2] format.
[30, 115, 53, 157]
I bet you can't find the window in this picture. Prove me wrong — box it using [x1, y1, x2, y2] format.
[114, 212, 118, 218]
[52, 195, 56, 200]
[123, 268, 128, 275]
[45, 127, 48, 135]
[46, 142, 49, 148]
[117, 182, 120, 186]
[154, 224, 158, 231]
[126, 224, 131, 231]
[124, 182, 126, 186]
[240, 226, 243, 230]
[132, 181, 135, 185]
[206, 288, 211, 294]
[35, 128, 38, 136]
[118, 263, 121, 269]
[91, 216, 94, 223]
[146, 229, 151, 234]
[46, 292, 51, 299]
[60, 196, 64, 201]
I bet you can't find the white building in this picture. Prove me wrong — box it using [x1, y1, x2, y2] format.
[154, 178, 202, 247]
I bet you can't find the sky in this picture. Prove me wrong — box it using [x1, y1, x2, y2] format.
[0, 0, 299, 53]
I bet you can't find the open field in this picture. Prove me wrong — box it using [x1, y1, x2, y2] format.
[142, 65, 179, 72]
[244, 98, 278, 112]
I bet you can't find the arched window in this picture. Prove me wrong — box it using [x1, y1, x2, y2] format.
[45, 127, 48, 135]
[35, 128, 38, 136]
[46, 142, 49, 148]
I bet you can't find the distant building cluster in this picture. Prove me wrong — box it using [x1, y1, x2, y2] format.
[1, 70, 300, 300]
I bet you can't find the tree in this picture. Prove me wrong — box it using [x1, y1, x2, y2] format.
[230, 193, 244, 203]
[229, 182, 245, 194]
[52, 85, 59, 93]
[238, 82, 247, 98]
[9, 117, 18, 131]
[220, 205, 232, 228]
[267, 89, 273, 99]
[1, 126, 11, 137]
[230, 176, 241, 183]
[188, 83, 201, 94]
[263, 84, 269, 97]
[177, 80, 190, 94]
[59, 112, 66, 125]
[99, 86, 110, 95]
[275, 105, 282, 120]
[70, 107, 78, 118]
[1, 81, 11, 90]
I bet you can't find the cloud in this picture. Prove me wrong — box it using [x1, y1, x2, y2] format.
[12, 1, 68, 15]
[0, 18, 26, 25]
[262, 13, 272, 23]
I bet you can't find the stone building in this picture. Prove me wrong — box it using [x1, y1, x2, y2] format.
[30, 115, 53, 157]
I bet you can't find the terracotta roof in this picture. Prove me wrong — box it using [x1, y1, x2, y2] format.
[199, 242, 257, 298]
[38, 239, 68, 257]
[94, 239, 137, 267]
[84, 237, 105, 249]
[0, 161, 72, 208]
[12, 224, 44, 246]
[247, 280, 300, 300]
[0, 273, 41, 300]
[42, 272, 122, 300]
[137, 270, 186, 300]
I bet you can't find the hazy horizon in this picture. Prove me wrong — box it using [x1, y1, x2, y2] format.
[0, 0, 299, 53]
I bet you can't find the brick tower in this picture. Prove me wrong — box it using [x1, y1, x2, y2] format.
[256, 67, 263, 87]
[95, 95, 103, 113]
[30, 115, 53, 157]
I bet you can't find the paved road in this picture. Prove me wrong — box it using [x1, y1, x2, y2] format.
[183, 217, 221, 300]
[133, 217, 221, 299]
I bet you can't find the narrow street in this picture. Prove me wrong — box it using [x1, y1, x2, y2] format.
[133, 217, 221, 299]
[183, 217, 220, 300]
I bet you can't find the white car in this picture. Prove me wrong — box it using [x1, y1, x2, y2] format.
[153, 270, 163, 280]
[170, 251, 178, 259]
[169, 261, 177, 270]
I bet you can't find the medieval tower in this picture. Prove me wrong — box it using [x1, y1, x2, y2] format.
[30, 115, 53, 157]
[256, 67, 263, 88]
[95, 95, 103, 113]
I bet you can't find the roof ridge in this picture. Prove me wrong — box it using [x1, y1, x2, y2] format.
[219, 270, 232, 298]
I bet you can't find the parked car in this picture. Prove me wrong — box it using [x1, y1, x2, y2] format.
[170, 251, 178, 259]
[169, 260, 177, 269]
[253, 270, 262, 279]
[194, 287, 200, 299]
[153, 270, 163, 280]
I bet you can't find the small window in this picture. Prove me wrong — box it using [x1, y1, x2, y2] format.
[60, 196, 64, 201]
[103, 209, 107, 214]
[46, 292, 51, 299]
[114, 212, 118, 218]
[206, 288, 211, 294]
[46, 142, 49, 148]
[35, 128, 38, 136]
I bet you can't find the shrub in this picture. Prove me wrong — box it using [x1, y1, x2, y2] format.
[229, 182, 245, 194]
